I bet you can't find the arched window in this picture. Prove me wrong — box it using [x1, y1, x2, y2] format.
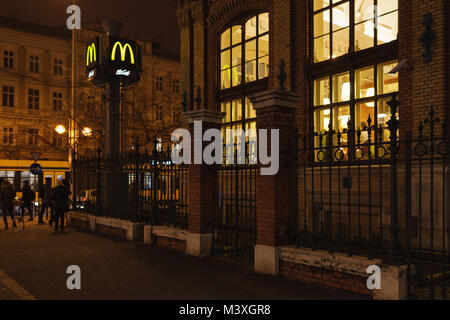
[219, 13, 269, 90]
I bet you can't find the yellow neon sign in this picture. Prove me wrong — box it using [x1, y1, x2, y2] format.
[111, 42, 135, 64]
[86, 43, 97, 67]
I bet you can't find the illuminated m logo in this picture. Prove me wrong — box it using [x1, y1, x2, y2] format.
[111, 42, 135, 64]
[86, 43, 96, 67]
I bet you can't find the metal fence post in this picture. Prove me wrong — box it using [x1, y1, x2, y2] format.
[386, 93, 402, 264]
[96, 148, 102, 217]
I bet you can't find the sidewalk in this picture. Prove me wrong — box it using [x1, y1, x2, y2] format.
[0, 221, 367, 300]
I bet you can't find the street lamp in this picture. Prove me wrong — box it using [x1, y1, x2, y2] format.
[55, 125, 67, 135]
[82, 127, 93, 137]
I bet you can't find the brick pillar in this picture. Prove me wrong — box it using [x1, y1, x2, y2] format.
[184, 110, 224, 257]
[251, 90, 301, 275]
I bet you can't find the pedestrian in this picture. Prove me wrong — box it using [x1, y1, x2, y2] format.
[38, 177, 53, 225]
[1, 180, 17, 230]
[20, 181, 35, 221]
[51, 180, 70, 232]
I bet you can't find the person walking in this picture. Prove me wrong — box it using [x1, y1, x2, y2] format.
[38, 177, 53, 225]
[1, 180, 17, 230]
[20, 181, 35, 221]
[51, 180, 70, 232]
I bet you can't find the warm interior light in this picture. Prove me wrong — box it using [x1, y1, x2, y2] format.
[55, 125, 66, 135]
[341, 82, 350, 101]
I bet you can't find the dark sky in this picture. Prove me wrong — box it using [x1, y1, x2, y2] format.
[1, 0, 180, 54]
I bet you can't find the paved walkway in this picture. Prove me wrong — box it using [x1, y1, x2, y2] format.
[0, 220, 366, 300]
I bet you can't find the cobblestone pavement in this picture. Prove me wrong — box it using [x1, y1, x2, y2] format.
[0, 220, 366, 300]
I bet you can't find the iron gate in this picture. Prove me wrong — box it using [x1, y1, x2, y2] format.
[213, 145, 257, 265]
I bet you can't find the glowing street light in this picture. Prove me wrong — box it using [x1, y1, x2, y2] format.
[55, 125, 67, 135]
[82, 127, 93, 137]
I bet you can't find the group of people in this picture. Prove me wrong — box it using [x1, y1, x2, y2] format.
[1, 177, 71, 232]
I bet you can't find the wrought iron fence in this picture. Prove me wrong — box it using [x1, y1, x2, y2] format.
[212, 143, 258, 265]
[295, 93, 450, 299]
[72, 143, 189, 230]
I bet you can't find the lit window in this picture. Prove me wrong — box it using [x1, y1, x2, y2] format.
[220, 13, 269, 89]
[313, 60, 398, 151]
[313, 0, 398, 62]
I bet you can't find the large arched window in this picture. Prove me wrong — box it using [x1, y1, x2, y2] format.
[220, 13, 269, 90]
[218, 13, 269, 148]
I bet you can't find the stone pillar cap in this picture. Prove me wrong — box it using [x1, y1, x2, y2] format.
[250, 89, 301, 110]
[183, 110, 226, 124]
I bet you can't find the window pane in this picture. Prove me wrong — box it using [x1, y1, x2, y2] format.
[258, 55, 269, 79]
[355, 0, 374, 23]
[314, 77, 330, 106]
[245, 97, 256, 119]
[314, 0, 330, 11]
[314, 35, 330, 62]
[221, 70, 231, 89]
[259, 13, 269, 34]
[377, 11, 398, 45]
[356, 101, 375, 131]
[332, 3, 350, 31]
[355, 66, 374, 99]
[221, 102, 231, 123]
[355, 20, 374, 51]
[245, 40, 257, 62]
[314, 109, 331, 134]
[258, 35, 269, 58]
[378, 61, 399, 94]
[377, 98, 393, 128]
[221, 29, 231, 49]
[377, 0, 398, 16]
[231, 66, 242, 86]
[332, 27, 349, 58]
[245, 60, 257, 83]
[232, 99, 243, 121]
[232, 45, 242, 66]
[245, 16, 257, 39]
[232, 26, 242, 46]
[221, 50, 230, 70]
[314, 10, 330, 38]
[333, 72, 350, 102]
[334, 106, 351, 132]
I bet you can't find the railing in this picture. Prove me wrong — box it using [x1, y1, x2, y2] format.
[72, 143, 189, 230]
[294, 93, 450, 299]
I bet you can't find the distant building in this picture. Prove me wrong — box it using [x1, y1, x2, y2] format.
[0, 16, 181, 190]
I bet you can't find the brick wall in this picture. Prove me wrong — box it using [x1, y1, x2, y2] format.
[95, 224, 127, 239]
[153, 236, 187, 253]
[279, 260, 372, 297]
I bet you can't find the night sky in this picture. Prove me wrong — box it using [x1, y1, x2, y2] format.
[1, 0, 180, 54]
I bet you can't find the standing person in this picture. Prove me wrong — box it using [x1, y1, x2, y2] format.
[51, 180, 69, 232]
[20, 181, 35, 221]
[38, 177, 53, 225]
[1, 180, 17, 230]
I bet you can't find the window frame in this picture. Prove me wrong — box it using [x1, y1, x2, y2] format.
[217, 11, 270, 100]
[311, 0, 399, 63]
[2, 85, 14, 107]
[28, 88, 40, 110]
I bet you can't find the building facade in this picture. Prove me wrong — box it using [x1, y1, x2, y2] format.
[0, 17, 181, 191]
[174, 0, 450, 299]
